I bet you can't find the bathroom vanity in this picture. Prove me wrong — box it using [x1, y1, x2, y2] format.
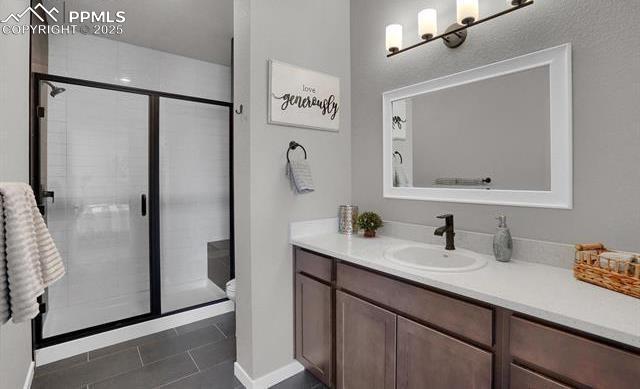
[292, 238, 640, 389]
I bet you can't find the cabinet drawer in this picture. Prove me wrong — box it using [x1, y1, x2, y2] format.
[510, 316, 640, 389]
[337, 263, 493, 347]
[295, 248, 333, 282]
[510, 364, 571, 389]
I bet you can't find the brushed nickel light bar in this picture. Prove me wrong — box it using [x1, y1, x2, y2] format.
[386, 0, 534, 57]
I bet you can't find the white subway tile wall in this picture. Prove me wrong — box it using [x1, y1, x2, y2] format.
[48, 34, 231, 102]
[42, 34, 231, 337]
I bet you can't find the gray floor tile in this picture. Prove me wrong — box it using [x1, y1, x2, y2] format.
[269, 371, 326, 389]
[213, 312, 235, 337]
[175, 317, 219, 336]
[89, 352, 198, 389]
[175, 312, 234, 337]
[139, 324, 226, 364]
[34, 313, 238, 389]
[35, 353, 88, 378]
[190, 337, 236, 370]
[89, 329, 177, 360]
[32, 348, 142, 389]
[159, 360, 243, 389]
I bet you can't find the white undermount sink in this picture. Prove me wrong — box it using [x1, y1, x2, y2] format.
[383, 244, 487, 272]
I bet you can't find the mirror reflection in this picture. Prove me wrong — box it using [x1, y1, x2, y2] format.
[392, 65, 551, 191]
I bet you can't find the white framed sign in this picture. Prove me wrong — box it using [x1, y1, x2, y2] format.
[268, 60, 340, 132]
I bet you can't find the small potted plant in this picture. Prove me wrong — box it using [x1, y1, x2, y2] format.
[357, 212, 383, 238]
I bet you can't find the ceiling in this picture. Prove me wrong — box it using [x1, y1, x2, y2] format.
[45, 0, 233, 65]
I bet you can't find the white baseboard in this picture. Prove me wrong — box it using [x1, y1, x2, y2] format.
[234, 360, 304, 389]
[36, 300, 234, 366]
[23, 361, 35, 389]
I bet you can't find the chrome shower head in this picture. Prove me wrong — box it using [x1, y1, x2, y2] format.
[43, 81, 66, 97]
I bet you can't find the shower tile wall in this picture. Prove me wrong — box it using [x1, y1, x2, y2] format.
[44, 34, 231, 336]
[48, 33, 230, 102]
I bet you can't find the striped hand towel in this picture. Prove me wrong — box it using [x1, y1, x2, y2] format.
[287, 160, 315, 194]
[0, 183, 65, 324]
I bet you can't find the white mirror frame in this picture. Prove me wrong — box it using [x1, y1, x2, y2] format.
[383, 43, 573, 209]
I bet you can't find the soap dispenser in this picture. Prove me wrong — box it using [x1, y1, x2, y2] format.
[493, 215, 512, 262]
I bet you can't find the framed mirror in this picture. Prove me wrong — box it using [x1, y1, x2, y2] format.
[383, 44, 573, 209]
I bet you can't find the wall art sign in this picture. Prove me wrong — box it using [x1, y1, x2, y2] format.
[268, 60, 340, 132]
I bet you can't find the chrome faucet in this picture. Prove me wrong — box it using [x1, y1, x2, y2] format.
[434, 214, 455, 250]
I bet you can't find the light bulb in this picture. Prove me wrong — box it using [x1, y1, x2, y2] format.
[418, 9, 437, 40]
[457, 0, 479, 25]
[385, 24, 403, 53]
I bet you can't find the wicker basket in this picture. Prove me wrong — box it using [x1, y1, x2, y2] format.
[574, 243, 640, 299]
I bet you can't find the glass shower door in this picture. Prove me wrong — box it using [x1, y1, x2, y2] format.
[39, 80, 151, 338]
[159, 97, 230, 313]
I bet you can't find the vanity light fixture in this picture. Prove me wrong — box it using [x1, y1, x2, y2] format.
[386, 0, 534, 56]
[418, 8, 438, 40]
[385, 24, 403, 53]
[457, 0, 479, 25]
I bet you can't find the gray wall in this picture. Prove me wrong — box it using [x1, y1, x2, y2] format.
[0, 0, 35, 387]
[234, 0, 351, 379]
[410, 66, 550, 190]
[351, 0, 640, 251]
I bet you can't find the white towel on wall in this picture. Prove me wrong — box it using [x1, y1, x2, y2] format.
[287, 160, 315, 194]
[0, 182, 65, 324]
[393, 164, 410, 187]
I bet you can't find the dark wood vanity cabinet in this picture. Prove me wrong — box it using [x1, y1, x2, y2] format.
[293, 247, 640, 389]
[336, 291, 396, 389]
[509, 364, 571, 389]
[510, 316, 640, 389]
[295, 273, 333, 386]
[396, 317, 492, 389]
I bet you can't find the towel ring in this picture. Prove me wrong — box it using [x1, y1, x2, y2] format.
[287, 141, 307, 163]
[393, 151, 403, 164]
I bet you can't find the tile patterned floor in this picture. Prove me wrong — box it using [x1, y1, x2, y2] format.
[32, 312, 326, 389]
[269, 371, 327, 389]
[33, 312, 241, 389]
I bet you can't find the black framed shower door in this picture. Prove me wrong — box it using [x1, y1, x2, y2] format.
[30, 73, 235, 348]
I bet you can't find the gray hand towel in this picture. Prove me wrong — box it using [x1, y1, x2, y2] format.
[393, 164, 410, 187]
[287, 160, 315, 193]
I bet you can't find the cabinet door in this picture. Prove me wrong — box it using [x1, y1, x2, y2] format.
[295, 273, 333, 386]
[396, 317, 492, 389]
[336, 291, 396, 389]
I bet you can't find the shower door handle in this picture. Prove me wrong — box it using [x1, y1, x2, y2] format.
[141, 194, 147, 216]
[42, 190, 55, 203]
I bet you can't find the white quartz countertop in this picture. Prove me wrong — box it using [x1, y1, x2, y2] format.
[291, 232, 640, 348]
